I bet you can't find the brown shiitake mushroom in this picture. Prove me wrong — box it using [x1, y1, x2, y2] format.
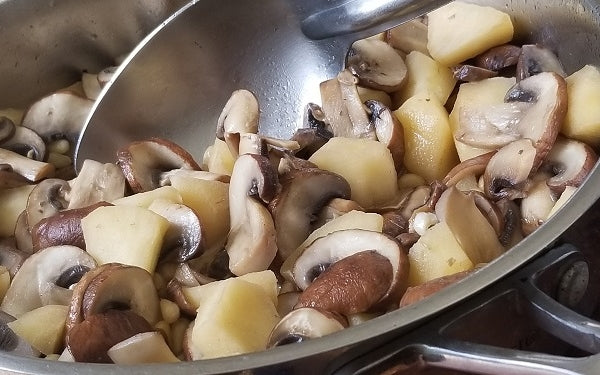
[117, 138, 200, 193]
[226, 154, 278, 275]
[295, 250, 394, 315]
[269, 160, 351, 261]
[1, 245, 96, 317]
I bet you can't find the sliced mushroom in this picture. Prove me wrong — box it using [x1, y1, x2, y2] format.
[148, 199, 204, 262]
[66, 309, 153, 363]
[159, 169, 230, 186]
[385, 18, 429, 55]
[312, 198, 363, 230]
[67, 263, 161, 331]
[14, 210, 33, 254]
[226, 154, 278, 275]
[474, 44, 522, 71]
[21, 91, 94, 150]
[365, 100, 404, 172]
[277, 291, 301, 318]
[31, 201, 112, 251]
[517, 44, 566, 81]
[543, 137, 598, 194]
[468, 191, 504, 238]
[67, 159, 125, 209]
[483, 139, 537, 200]
[295, 250, 394, 315]
[319, 70, 375, 139]
[216, 89, 259, 140]
[266, 307, 345, 348]
[117, 138, 200, 193]
[1, 245, 96, 317]
[97, 66, 118, 87]
[0, 311, 39, 357]
[291, 127, 333, 159]
[496, 199, 524, 248]
[303, 103, 329, 130]
[292, 229, 408, 309]
[269, 164, 351, 260]
[347, 39, 407, 93]
[0, 117, 16, 142]
[452, 65, 498, 82]
[0, 244, 27, 278]
[443, 151, 496, 187]
[0, 148, 54, 182]
[1, 125, 46, 161]
[504, 72, 567, 164]
[81, 72, 102, 100]
[108, 331, 179, 364]
[25, 178, 70, 230]
[166, 279, 198, 317]
[520, 173, 556, 235]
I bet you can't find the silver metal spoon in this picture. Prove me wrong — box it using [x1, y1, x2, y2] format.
[75, 0, 450, 168]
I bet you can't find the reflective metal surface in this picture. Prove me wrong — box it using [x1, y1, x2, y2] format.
[75, 0, 450, 167]
[0, 0, 599, 374]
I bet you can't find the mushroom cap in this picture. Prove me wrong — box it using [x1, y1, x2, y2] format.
[516, 44, 566, 81]
[148, 199, 204, 263]
[1, 245, 96, 317]
[292, 229, 407, 306]
[347, 39, 407, 93]
[453, 65, 498, 82]
[66, 309, 153, 363]
[483, 138, 537, 200]
[67, 263, 161, 331]
[365, 100, 405, 172]
[21, 91, 94, 150]
[1, 125, 46, 162]
[0, 117, 16, 143]
[25, 178, 70, 231]
[216, 89, 259, 139]
[474, 44, 522, 72]
[117, 137, 200, 193]
[269, 166, 351, 260]
[505, 72, 567, 164]
[226, 153, 279, 275]
[544, 136, 598, 194]
[266, 307, 345, 348]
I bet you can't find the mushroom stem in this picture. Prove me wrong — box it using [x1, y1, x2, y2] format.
[0, 148, 54, 182]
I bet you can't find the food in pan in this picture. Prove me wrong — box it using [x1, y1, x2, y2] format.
[0, 1, 598, 363]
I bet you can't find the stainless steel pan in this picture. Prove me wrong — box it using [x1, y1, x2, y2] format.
[0, 0, 599, 373]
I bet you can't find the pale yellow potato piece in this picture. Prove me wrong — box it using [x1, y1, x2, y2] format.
[0, 266, 10, 305]
[357, 86, 392, 108]
[394, 94, 458, 182]
[309, 137, 398, 209]
[280, 210, 384, 282]
[408, 221, 474, 286]
[169, 175, 230, 251]
[548, 186, 577, 218]
[436, 187, 504, 265]
[449, 77, 516, 161]
[427, 1, 514, 67]
[112, 186, 182, 208]
[206, 138, 235, 176]
[0, 184, 34, 237]
[562, 65, 600, 146]
[81, 205, 169, 274]
[396, 51, 456, 106]
[7, 305, 68, 355]
[190, 278, 280, 359]
[184, 270, 278, 308]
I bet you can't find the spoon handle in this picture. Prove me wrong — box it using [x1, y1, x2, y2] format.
[301, 0, 451, 40]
